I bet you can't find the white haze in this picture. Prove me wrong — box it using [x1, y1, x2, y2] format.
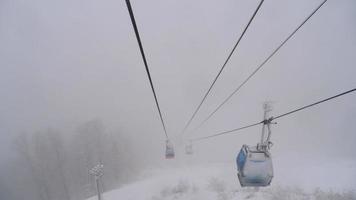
[0, 0, 355, 199]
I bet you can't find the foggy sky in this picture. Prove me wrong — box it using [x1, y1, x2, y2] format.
[0, 0, 356, 165]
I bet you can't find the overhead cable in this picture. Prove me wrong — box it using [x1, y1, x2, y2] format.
[181, 0, 265, 135]
[191, 87, 355, 142]
[126, 0, 169, 138]
[191, 0, 328, 134]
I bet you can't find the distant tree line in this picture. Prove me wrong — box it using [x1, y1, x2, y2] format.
[2, 119, 139, 200]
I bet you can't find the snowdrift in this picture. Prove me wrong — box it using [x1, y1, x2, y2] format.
[88, 161, 356, 200]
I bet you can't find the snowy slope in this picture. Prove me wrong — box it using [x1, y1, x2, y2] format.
[89, 161, 356, 200]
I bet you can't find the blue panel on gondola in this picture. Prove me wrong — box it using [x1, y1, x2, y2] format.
[236, 148, 246, 171]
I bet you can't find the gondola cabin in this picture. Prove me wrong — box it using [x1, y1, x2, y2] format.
[165, 140, 175, 159]
[236, 145, 273, 187]
[185, 143, 193, 155]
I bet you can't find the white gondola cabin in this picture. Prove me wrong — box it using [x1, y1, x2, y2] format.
[185, 142, 193, 155]
[236, 145, 273, 187]
[236, 103, 274, 187]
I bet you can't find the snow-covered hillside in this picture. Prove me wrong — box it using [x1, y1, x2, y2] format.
[89, 160, 356, 200]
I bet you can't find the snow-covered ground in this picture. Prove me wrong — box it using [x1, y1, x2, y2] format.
[89, 160, 356, 200]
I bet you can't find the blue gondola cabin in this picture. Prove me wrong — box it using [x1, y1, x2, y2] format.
[236, 145, 273, 187]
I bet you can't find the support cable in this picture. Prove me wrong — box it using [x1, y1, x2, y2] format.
[191, 0, 328, 135]
[181, 0, 265, 135]
[273, 88, 356, 120]
[191, 87, 356, 142]
[126, 0, 169, 138]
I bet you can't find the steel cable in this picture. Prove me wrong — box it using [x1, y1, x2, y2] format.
[191, 87, 355, 142]
[181, 0, 265, 135]
[126, 0, 169, 138]
[191, 0, 328, 135]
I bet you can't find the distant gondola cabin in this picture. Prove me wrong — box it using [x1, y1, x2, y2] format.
[165, 140, 175, 159]
[185, 143, 193, 155]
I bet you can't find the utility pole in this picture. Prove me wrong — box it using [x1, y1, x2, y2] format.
[89, 164, 104, 200]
